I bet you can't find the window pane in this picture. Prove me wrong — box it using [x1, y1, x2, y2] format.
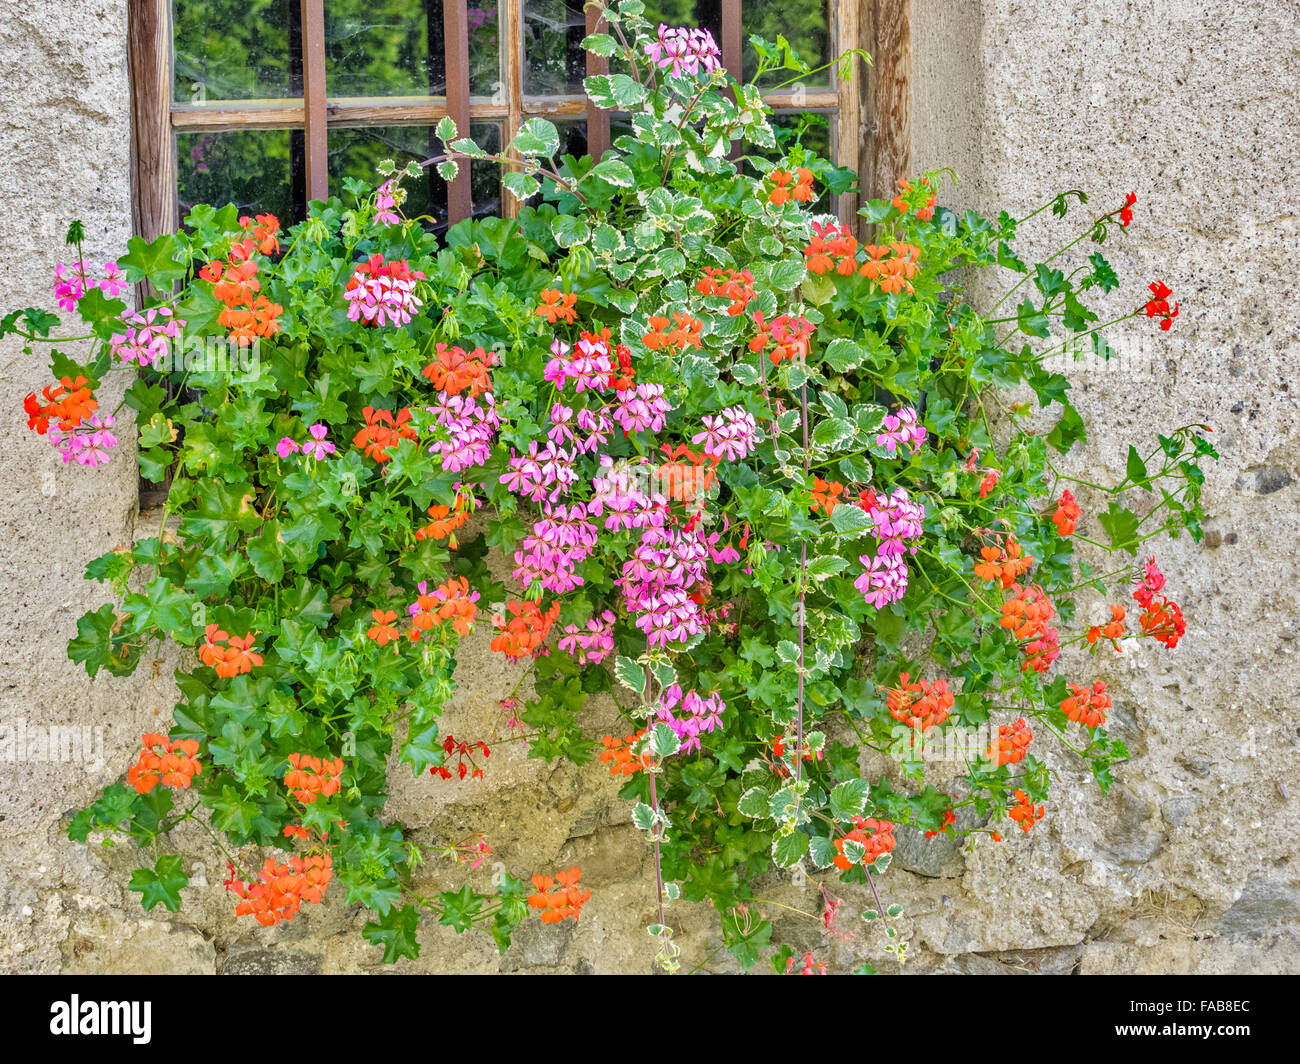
[172, 0, 301, 102]
[743, 0, 831, 87]
[523, 0, 586, 95]
[324, 1, 502, 99]
[177, 129, 304, 224]
[329, 123, 502, 230]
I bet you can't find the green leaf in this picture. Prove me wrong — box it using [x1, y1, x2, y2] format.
[830, 503, 872, 536]
[552, 214, 590, 248]
[436, 884, 483, 933]
[737, 785, 772, 818]
[1016, 298, 1050, 339]
[771, 829, 809, 868]
[364, 903, 422, 963]
[614, 655, 645, 695]
[119, 233, 188, 288]
[1125, 445, 1149, 488]
[768, 258, 806, 292]
[829, 778, 872, 820]
[512, 117, 560, 157]
[808, 834, 838, 869]
[1098, 501, 1140, 554]
[435, 115, 458, 144]
[588, 158, 635, 188]
[128, 855, 188, 913]
[502, 171, 540, 202]
[650, 722, 681, 758]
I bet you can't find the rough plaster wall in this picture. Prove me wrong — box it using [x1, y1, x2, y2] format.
[0, 0, 1297, 974]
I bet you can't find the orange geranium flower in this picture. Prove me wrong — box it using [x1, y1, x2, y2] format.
[883, 673, 954, 733]
[655, 443, 718, 505]
[239, 213, 281, 255]
[641, 312, 702, 354]
[598, 731, 650, 776]
[1085, 604, 1127, 649]
[422, 343, 498, 397]
[973, 536, 1034, 588]
[528, 866, 591, 923]
[352, 406, 417, 463]
[832, 816, 896, 870]
[127, 732, 203, 794]
[229, 853, 333, 927]
[696, 267, 756, 316]
[1008, 790, 1044, 833]
[367, 609, 400, 645]
[24, 376, 99, 434]
[535, 288, 577, 324]
[284, 752, 345, 804]
[1061, 680, 1111, 728]
[415, 492, 473, 545]
[198, 624, 264, 678]
[1051, 489, 1081, 537]
[987, 718, 1033, 767]
[810, 477, 845, 516]
[490, 600, 561, 659]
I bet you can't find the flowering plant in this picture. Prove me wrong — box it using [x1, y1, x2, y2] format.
[8, 1, 1215, 971]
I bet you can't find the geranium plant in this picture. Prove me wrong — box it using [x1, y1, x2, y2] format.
[9, 1, 1214, 972]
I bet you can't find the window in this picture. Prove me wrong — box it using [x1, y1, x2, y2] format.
[127, 0, 900, 240]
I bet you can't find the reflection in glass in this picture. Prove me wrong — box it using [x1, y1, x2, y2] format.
[324, 1, 501, 98]
[172, 0, 300, 102]
[743, 0, 831, 87]
[523, 0, 586, 95]
[177, 129, 304, 224]
[329, 123, 502, 230]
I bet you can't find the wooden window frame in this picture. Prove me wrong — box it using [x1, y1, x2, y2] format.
[128, 0, 910, 243]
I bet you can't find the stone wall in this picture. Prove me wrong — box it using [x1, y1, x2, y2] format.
[0, 0, 1295, 974]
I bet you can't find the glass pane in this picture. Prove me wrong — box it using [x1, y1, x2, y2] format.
[551, 119, 589, 161]
[172, 0, 301, 102]
[763, 111, 834, 210]
[177, 128, 304, 225]
[328, 123, 502, 230]
[743, 0, 831, 87]
[523, 0, 586, 95]
[324, 1, 502, 99]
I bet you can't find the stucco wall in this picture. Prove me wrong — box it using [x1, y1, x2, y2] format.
[0, 0, 1295, 974]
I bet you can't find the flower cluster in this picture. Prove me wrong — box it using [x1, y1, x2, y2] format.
[353, 405, 417, 463]
[535, 287, 577, 324]
[228, 853, 333, 926]
[804, 220, 860, 275]
[1133, 556, 1185, 649]
[490, 600, 561, 659]
[875, 406, 926, 455]
[52, 260, 127, 311]
[109, 306, 186, 368]
[1061, 680, 1111, 728]
[1008, 790, 1044, 833]
[654, 685, 727, 754]
[643, 24, 722, 77]
[884, 673, 954, 732]
[832, 816, 896, 870]
[513, 500, 600, 594]
[696, 267, 756, 316]
[201, 229, 283, 345]
[999, 583, 1059, 672]
[974, 535, 1035, 588]
[427, 389, 500, 472]
[854, 488, 926, 608]
[1052, 489, 1081, 537]
[861, 242, 922, 294]
[785, 951, 828, 975]
[766, 167, 815, 206]
[431, 736, 491, 781]
[559, 608, 616, 664]
[1085, 603, 1127, 651]
[987, 718, 1033, 766]
[1145, 280, 1179, 331]
[692, 405, 758, 462]
[641, 313, 702, 355]
[423, 342, 498, 397]
[528, 866, 590, 922]
[811, 477, 845, 516]
[198, 624, 263, 678]
[749, 311, 815, 366]
[598, 730, 650, 776]
[416, 493, 474, 543]
[127, 733, 203, 794]
[277, 423, 336, 461]
[409, 576, 480, 639]
[284, 753, 344, 804]
[343, 254, 425, 327]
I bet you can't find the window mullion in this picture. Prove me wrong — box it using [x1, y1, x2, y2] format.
[300, 0, 329, 203]
[128, 0, 177, 243]
[835, 0, 860, 226]
[444, 0, 473, 222]
[585, 3, 610, 161]
[501, 0, 525, 218]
